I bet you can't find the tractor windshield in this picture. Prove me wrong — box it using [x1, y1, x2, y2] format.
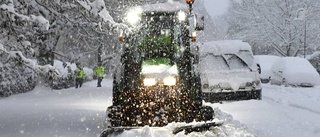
[130, 12, 183, 63]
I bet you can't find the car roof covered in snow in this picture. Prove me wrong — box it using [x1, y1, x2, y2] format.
[272, 57, 319, 75]
[132, 1, 189, 13]
[271, 57, 320, 85]
[199, 40, 258, 71]
[279, 57, 315, 70]
[254, 55, 281, 68]
[199, 40, 253, 55]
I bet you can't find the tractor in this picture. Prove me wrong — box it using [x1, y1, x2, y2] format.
[100, 1, 219, 136]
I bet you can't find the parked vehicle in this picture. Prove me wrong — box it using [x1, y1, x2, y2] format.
[308, 51, 320, 74]
[254, 55, 281, 83]
[199, 40, 262, 103]
[270, 57, 320, 87]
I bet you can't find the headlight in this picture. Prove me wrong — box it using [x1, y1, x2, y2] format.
[143, 78, 156, 86]
[125, 7, 142, 27]
[178, 11, 186, 21]
[163, 76, 177, 86]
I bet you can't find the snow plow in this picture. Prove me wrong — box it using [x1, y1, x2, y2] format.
[100, 0, 220, 136]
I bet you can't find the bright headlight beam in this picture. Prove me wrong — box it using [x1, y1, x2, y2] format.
[178, 11, 186, 21]
[143, 78, 157, 86]
[163, 76, 177, 86]
[125, 7, 142, 26]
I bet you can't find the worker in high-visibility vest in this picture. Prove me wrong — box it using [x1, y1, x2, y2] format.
[94, 63, 105, 87]
[74, 63, 85, 88]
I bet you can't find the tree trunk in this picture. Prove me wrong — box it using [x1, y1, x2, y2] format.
[98, 44, 103, 65]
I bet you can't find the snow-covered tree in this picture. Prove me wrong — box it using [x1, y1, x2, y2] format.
[0, 0, 126, 95]
[1, 0, 205, 95]
[0, 0, 57, 95]
[225, 0, 320, 56]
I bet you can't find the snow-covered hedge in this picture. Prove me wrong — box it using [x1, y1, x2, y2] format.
[308, 51, 320, 73]
[0, 42, 55, 97]
[0, 55, 37, 97]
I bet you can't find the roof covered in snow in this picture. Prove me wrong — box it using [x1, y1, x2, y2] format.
[200, 40, 253, 55]
[133, 1, 189, 13]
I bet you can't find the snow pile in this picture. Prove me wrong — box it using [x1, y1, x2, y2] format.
[210, 108, 257, 137]
[110, 126, 172, 137]
[109, 108, 256, 137]
[214, 84, 320, 137]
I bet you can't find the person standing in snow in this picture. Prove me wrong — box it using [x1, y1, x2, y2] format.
[94, 63, 105, 87]
[74, 63, 85, 88]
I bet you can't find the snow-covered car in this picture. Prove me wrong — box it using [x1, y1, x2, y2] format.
[308, 51, 320, 74]
[270, 57, 320, 87]
[254, 55, 281, 83]
[199, 40, 262, 102]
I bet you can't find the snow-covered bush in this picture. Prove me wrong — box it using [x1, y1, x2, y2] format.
[0, 42, 61, 97]
[0, 51, 37, 97]
[308, 51, 320, 73]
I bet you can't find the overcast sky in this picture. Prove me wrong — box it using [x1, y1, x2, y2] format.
[203, 0, 229, 17]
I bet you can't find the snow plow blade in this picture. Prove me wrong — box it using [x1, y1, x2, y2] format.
[99, 127, 137, 137]
[202, 89, 262, 103]
[172, 121, 223, 134]
[100, 121, 223, 137]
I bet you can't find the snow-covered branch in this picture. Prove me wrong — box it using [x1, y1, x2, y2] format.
[0, 43, 58, 76]
[76, 0, 129, 34]
[0, 2, 50, 31]
[226, 0, 320, 56]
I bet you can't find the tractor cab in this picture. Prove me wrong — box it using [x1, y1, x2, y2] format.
[126, 11, 188, 88]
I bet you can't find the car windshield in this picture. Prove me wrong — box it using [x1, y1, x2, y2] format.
[200, 53, 250, 71]
[238, 50, 255, 69]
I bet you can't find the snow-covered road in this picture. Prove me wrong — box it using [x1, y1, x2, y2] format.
[1, 78, 320, 137]
[0, 79, 113, 137]
[213, 84, 320, 137]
